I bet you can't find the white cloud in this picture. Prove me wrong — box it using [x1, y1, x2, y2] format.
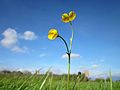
[0, 28, 37, 53]
[0, 28, 18, 48]
[62, 53, 80, 59]
[91, 64, 99, 69]
[21, 31, 37, 40]
[11, 46, 28, 53]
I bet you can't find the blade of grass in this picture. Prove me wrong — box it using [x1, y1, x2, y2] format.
[39, 67, 51, 90]
[109, 70, 113, 90]
[49, 72, 53, 90]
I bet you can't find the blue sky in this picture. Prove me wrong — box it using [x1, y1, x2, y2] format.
[0, 0, 120, 77]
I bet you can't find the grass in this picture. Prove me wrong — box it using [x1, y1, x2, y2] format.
[0, 73, 120, 90]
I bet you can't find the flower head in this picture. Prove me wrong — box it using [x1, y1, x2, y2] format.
[69, 11, 76, 21]
[62, 11, 76, 23]
[62, 13, 69, 23]
[48, 29, 58, 40]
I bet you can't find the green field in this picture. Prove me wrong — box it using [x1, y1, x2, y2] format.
[0, 73, 120, 90]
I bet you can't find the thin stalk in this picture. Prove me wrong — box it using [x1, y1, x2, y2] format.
[39, 72, 50, 90]
[69, 21, 74, 53]
[58, 35, 69, 53]
[39, 67, 51, 90]
[49, 72, 53, 90]
[67, 53, 70, 90]
[109, 70, 113, 90]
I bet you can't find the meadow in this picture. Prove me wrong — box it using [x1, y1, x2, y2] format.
[0, 72, 120, 90]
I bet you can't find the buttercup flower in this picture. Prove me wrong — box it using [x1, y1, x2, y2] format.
[62, 13, 69, 23]
[69, 11, 76, 21]
[62, 11, 76, 23]
[48, 29, 58, 40]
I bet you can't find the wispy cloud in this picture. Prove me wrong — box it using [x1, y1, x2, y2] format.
[11, 46, 28, 53]
[20, 31, 38, 40]
[0, 28, 37, 53]
[62, 53, 80, 59]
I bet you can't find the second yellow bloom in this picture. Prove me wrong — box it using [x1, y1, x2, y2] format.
[62, 11, 76, 23]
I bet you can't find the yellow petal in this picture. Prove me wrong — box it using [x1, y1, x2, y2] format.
[62, 13, 69, 23]
[48, 29, 58, 40]
[69, 11, 76, 21]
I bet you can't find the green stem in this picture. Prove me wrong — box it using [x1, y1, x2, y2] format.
[69, 21, 74, 53]
[67, 53, 70, 90]
[58, 35, 69, 53]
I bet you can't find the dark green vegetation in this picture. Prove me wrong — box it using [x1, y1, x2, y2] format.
[0, 71, 120, 90]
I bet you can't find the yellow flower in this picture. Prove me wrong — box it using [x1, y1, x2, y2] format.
[62, 13, 69, 23]
[48, 29, 58, 40]
[62, 11, 76, 23]
[69, 11, 76, 21]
